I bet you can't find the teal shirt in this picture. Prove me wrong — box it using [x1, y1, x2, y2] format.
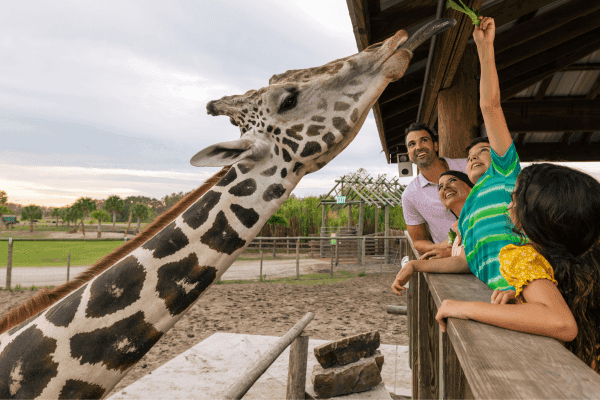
[458, 142, 524, 290]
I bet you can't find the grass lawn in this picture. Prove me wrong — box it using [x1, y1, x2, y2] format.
[0, 241, 123, 267]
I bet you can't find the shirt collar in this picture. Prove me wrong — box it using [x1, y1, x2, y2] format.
[417, 172, 437, 188]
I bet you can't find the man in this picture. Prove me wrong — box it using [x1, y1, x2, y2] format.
[401, 122, 468, 259]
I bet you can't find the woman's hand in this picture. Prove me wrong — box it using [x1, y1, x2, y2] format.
[491, 289, 519, 304]
[473, 16, 495, 47]
[420, 242, 452, 260]
[435, 299, 470, 332]
[391, 261, 416, 295]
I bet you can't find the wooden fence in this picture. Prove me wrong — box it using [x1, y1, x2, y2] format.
[404, 233, 600, 399]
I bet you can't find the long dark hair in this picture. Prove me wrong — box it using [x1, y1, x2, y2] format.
[512, 163, 600, 372]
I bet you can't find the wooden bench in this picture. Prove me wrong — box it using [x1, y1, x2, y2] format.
[404, 234, 600, 399]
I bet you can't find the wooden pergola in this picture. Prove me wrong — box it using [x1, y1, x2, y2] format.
[346, 0, 600, 163]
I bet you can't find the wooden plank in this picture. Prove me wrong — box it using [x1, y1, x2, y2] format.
[424, 273, 600, 399]
[495, 8, 600, 71]
[516, 143, 600, 161]
[580, 131, 594, 146]
[503, 99, 600, 132]
[346, 0, 370, 51]
[565, 63, 600, 71]
[380, 68, 425, 104]
[417, 272, 439, 399]
[481, 0, 557, 29]
[494, 0, 600, 55]
[534, 76, 553, 101]
[369, 0, 438, 44]
[383, 105, 419, 132]
[419, 0, 483, 127]
[585, 73, 600, 100]
[381, 90, 421, 120]
[442, 332, 473, 399]
[500, 28, 600, 101]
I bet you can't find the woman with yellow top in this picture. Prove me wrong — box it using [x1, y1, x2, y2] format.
[436, 162, 600, 372]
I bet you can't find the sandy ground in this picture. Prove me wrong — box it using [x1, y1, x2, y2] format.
[0, 273, 408, 398]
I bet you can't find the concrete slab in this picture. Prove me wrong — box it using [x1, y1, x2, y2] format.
[108, 333, 411, 400]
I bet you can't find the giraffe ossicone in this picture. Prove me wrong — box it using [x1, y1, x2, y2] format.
[0, 18, 455, 399]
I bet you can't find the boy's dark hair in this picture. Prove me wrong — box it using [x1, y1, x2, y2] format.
[465, 137, 490, 153]
[404, 122, 438, 146]
[511, 163, 600, 372]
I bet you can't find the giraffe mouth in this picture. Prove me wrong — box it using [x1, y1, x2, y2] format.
[398, 18, 456, 52]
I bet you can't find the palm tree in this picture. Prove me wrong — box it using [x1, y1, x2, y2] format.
[0, 190, 7, 231]
[51, 208, 61, 228]
[21, 205, 43, 233]
[65, 206, 82, 231]
[73, 197, 97, 236]
[131, 203, 149, 235]
[91, 209, 111, 238]
[104, 195, 124, 230]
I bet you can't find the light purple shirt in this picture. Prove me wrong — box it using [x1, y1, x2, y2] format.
[401, 158, 468, 244]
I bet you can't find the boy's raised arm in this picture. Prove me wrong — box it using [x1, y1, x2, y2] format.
[474, 17, 513, 157]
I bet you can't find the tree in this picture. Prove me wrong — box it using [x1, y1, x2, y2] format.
[67, 206, 83, 230]
[73, 197, 97, 236]
[104, 195, 124, 229]
[91, 209, 111, 238]
[21, 205, 43, 233]
[0, 190, 7, 231]
[131, 203, 149, 235]
[50, 208, 61, 228]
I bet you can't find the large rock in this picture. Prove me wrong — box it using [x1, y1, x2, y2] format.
[311, 351, 384, 398]
[313, 331, 380, 368]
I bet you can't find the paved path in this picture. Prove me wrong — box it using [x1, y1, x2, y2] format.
[0, 258, 333, 288]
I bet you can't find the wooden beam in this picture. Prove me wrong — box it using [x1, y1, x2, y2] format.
[580, 131, 594, 146]
[535, 76, 553, 101]
[503, 99, 600, 132]
[499, 27, 600, 101]
[494, 0, 600, 56]
[369, 0, 437, 44]
[379, 68, 425, 104]
[560, 132, 575, 144]
[380, 90, 421, 120]
[420, 0, 484, 126]
[514, 132, 525, 146]
[495, 8, 600, 72]
[383, 104, 419, 132]
[481, 0, 558, 29]
[346, 0, 370, 51]
[372, 101, 390, 164]
[565, 64, 600, 71]
[586, 73, 600, 100]
[516, 143, 600, 162]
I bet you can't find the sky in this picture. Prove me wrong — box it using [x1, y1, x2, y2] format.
[2, 1, 600, 207]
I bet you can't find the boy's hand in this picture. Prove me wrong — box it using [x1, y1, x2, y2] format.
[473, 16, 495, 47]
[391, 261, 416, 295]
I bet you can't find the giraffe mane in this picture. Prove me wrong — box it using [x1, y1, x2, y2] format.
[268, 55, 351, 85]
[0, 166, 231, 335]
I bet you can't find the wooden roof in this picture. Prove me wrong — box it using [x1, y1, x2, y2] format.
[346, 0, 600, 162]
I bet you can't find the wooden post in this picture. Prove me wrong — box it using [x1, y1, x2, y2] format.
[124, 212, 132, 238]
[374, 206, 380, 255]
[296, 239, 300, 280]
[67, 253, 71, 282]
[260, 250, 264, 281]
[384, 206, 390, 261]
[415, 273, 439, 400]
[335, 239, 340, 267]
[286, 334, 309, 400]
[438, 44, 479, 159]
[330, 242, 334, 277]
[272, 239, 277, 258]
[6, 238, 13, 290]
[358, 202, 364, 236]
[361, 237, 366, 273]
[347, 204, 352, 229]
[287, 239, 290, 254]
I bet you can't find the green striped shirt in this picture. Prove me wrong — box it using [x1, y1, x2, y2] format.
[458, 142, 524, 290]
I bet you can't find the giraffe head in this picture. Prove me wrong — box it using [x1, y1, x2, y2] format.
[191, 19, 455, 179]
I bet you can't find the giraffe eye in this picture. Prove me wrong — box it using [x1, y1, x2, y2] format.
[279, 94, 297, 112]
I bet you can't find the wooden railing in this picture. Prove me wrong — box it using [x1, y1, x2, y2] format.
[404, 233, 600, 399]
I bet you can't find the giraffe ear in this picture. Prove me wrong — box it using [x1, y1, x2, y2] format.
[190, 135, 270, 167]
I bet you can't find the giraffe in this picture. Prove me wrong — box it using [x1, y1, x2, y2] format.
[0, 18, 455, 399]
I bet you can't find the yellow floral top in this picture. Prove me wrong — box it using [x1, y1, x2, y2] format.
[499, 244, 558, 298]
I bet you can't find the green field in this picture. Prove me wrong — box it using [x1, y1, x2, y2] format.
[0, 241, 123, 267]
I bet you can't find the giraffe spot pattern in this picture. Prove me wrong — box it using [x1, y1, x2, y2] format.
[350, 108, 359, 123]
[8, 311, 43, 336]
[0, 326, 58, 399]
[263, 184, 286, 202]
[200, 211, 246, 255]
[70, 311, 163, 372]
[274, 128, 281, 135]
[260, 166, 277, 177]
[348, 79, 361, 86]
[334, 102, 351, 111]
[46, 284, 86, 328]
[306, 125, 325, 137]
[274, 145, 279, 155]
[142, 221, 189, 259]
[285, 129, 302, 141]
[216, 168, 238, 187]
[282, 148, 292, 162]
[228, 178, 257, 197]
[316, 161, 327, 170]
[230, 204, 260, 229]
[156, 253, 217, 316]
[182, 190, 222, 229]
[343, 91, 364, 102]
[282, 138, 299, 153]
[293, 162, 304, 174]
[267, 125, 273, 132]
[323, 132, 336, 149]
[300, 142, 322, 158]
[237, 163, 254, 174]
[317, 98, 327, 110]
[281, 168, 287, 178]
[311, 116, 326, 122]
[59, 380, 105, 399]
[86, 255, 146, 318]
[332, 117, 351, 136]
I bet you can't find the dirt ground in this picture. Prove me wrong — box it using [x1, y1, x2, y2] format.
[0, 273, 408, 397]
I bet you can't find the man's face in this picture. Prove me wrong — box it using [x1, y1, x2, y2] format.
[406, 129, 438, 168]
[466, 142, 491, 184]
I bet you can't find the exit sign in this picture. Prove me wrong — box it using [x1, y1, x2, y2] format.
[336, 196, 346, 204]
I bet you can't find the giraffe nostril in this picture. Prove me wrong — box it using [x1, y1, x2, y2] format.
[207, 101, 220, 116]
